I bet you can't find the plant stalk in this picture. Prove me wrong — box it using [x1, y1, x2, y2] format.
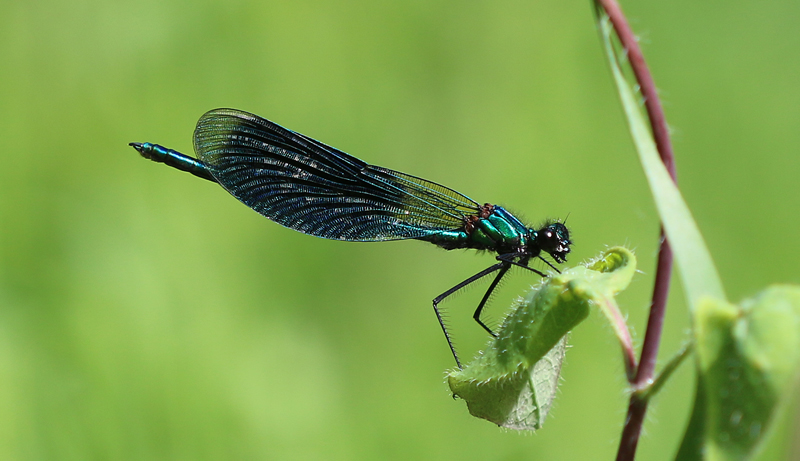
[593, 0, 678, 460]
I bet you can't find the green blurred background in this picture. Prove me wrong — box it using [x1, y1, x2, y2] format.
[2, 0, 799, 459]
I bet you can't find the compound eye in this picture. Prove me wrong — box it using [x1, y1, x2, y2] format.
[537, 223, 571, 263]
[546, 228, 564, 245]
[543, 229, 557, 241]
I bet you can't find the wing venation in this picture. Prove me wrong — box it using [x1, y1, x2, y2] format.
[193, 108, 479, 241]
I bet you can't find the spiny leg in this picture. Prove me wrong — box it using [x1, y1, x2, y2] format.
[433, 262, 505, 368]
[496, 254, 547, 277]
[536, 255, 561, 274]
[472, 262, 511, 338]
[473, 254, 550, 338]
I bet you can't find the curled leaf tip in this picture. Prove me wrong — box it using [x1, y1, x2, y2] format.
[448, 247, 636, 430]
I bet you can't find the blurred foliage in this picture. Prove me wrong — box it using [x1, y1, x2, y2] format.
[1, 0, 798, 459]
[678, 287, 800, 461]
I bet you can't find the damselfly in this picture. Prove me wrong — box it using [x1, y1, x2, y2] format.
[131, 108, 571, 367]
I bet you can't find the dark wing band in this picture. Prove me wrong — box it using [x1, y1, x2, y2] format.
[193, 108, 479, 241]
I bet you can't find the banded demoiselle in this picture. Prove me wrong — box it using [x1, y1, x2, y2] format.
[131, 108, 572, 367]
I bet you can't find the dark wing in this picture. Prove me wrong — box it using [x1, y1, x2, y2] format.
[193, 108, 480, 241]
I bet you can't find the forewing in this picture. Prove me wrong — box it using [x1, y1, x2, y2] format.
[193, 108, 479, 241]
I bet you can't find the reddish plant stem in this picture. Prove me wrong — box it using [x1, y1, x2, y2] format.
[594, 1, 679, 460]
[616, 233, 674, 460]
[600, 2, 677, 177]
[637, 232, 673, 386]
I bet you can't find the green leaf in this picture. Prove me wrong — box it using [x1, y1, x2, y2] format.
[594, 8, 800, 460]
[676, 286, 800, 461]
[448, 247, 636, 430]
[595, 11, 725, 309]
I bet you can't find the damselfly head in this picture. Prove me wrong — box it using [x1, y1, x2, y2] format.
[535, 222, 571, 263]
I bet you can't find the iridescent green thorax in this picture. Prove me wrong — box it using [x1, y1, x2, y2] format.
[465, 204, 531, 253]
[419, 204, 533, 255]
